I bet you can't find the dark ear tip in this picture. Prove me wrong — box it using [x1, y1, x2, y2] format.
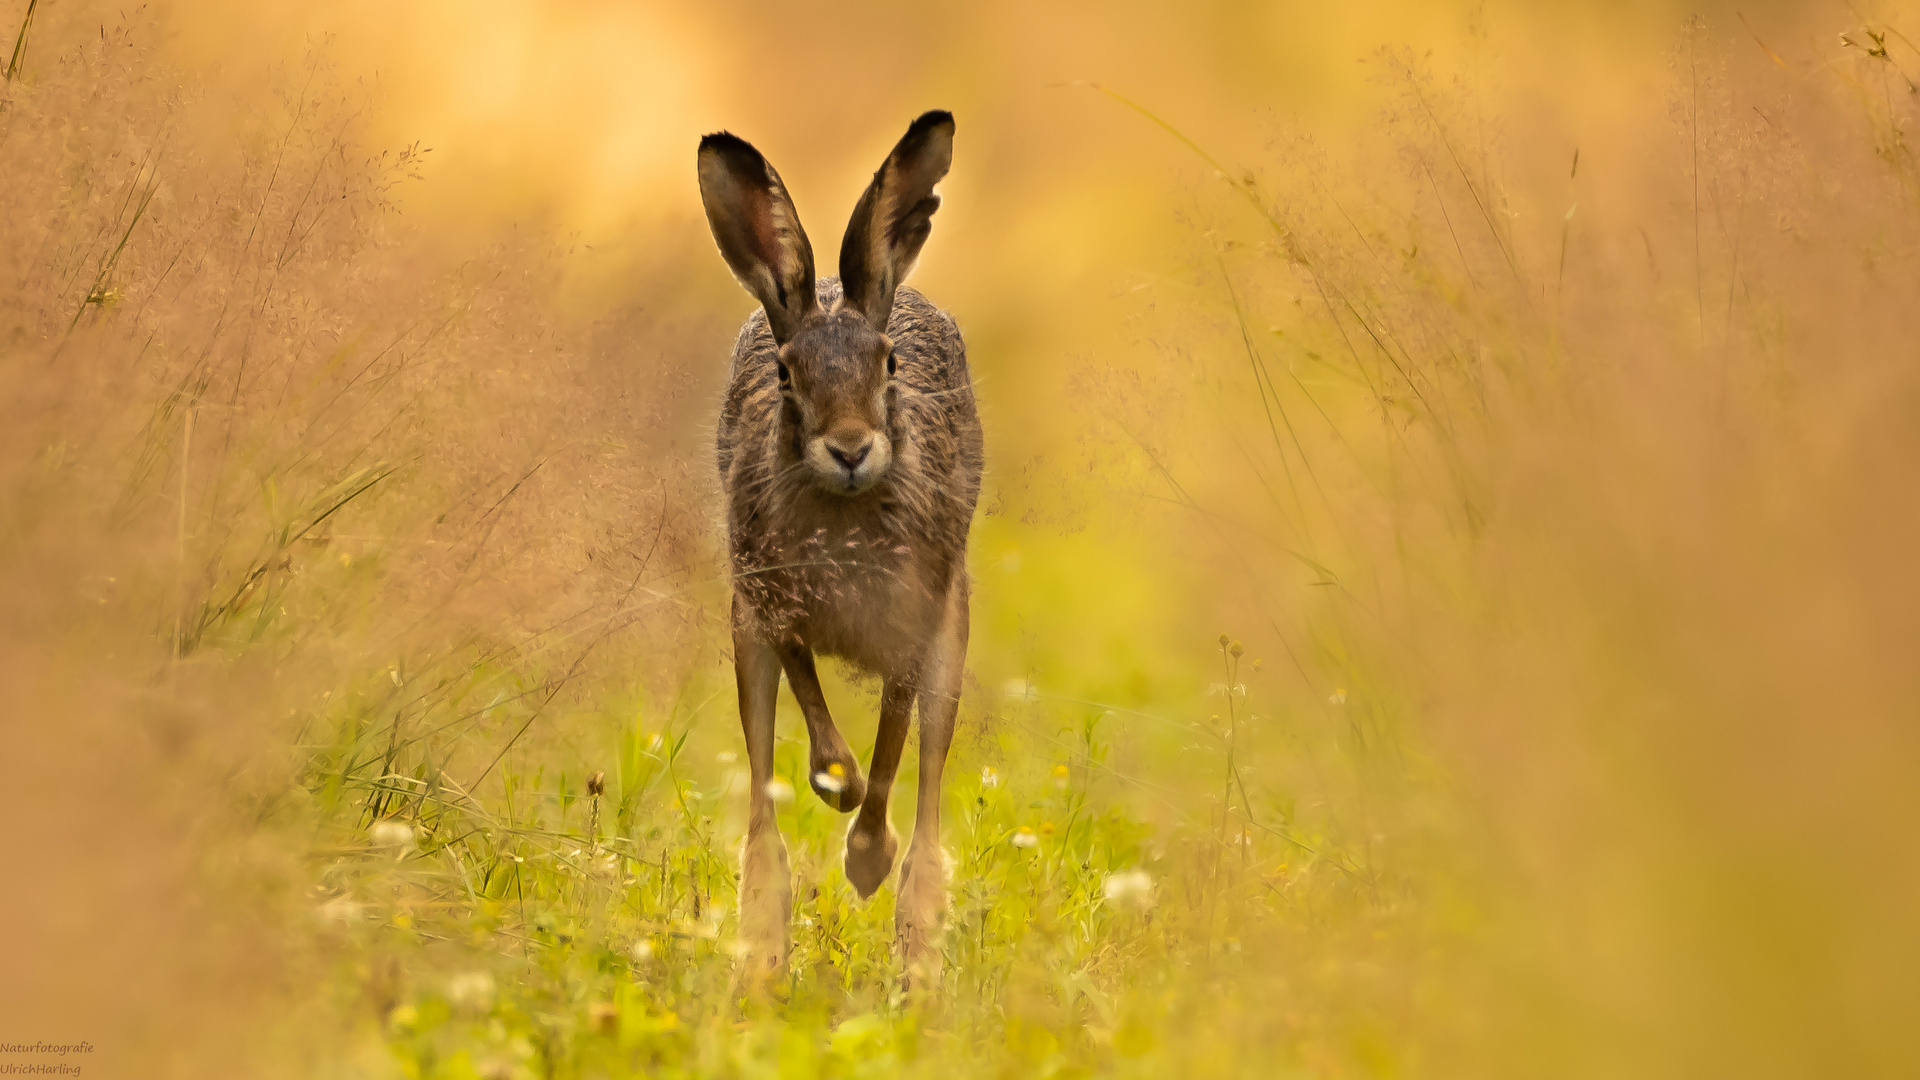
[699, 131, 777, 185]
[910, 110, 955, 134]
[699, 131, 762, 165]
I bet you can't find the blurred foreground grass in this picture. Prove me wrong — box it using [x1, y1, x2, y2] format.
[3, 3, 1919, 1078]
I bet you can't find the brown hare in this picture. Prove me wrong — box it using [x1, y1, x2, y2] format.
[697, 110, 982, 984]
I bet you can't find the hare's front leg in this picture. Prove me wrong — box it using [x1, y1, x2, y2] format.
[843, 679, 915, 897]
[732, 603, 791, 984]
[897, 577, 969, 986]
[776, 640, 869, 812]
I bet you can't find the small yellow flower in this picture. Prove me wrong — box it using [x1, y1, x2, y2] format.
[1040, 821, 1056, 837]
[827, 762, 846, 778]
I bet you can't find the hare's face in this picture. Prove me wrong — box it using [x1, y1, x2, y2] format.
[700, 111, 954, 498]
[778, 311, 896, 496]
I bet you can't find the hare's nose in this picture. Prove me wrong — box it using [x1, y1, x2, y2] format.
[826, 433, 873, 471]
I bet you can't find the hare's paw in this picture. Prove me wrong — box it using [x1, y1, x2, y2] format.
[808, 754, 867, 812]
[843, 816, 899, 899]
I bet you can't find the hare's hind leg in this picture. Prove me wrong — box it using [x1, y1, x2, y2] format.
[897, 577, 968, 987]
[776, 641, 869, 812]
[733, 601, 791, 984]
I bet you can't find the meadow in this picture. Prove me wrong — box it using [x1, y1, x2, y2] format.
[2, 2, 1917, 1077]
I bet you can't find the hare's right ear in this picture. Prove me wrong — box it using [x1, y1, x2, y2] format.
[698, 132, 819, 344]
[837, 110, 954, 331]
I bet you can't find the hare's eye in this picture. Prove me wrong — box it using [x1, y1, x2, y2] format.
[886, 350, 897, 376]
[776, 360, 790, 385]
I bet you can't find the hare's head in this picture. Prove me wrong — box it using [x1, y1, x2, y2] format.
[699, 111, 954, 496]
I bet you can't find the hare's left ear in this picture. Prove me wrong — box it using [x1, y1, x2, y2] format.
[698, 131, 819, 344]
[837, 110, 954, 331]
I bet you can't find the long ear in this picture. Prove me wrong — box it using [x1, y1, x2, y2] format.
[698, 132, 819, 344]
[837, 110, 954, 330]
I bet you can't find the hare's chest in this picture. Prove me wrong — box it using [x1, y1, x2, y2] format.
[735, 515, 935, 672]
[786, 522, 913, 615]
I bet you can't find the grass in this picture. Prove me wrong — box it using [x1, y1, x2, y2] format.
[4, 4, 1920, 1078]
[282, 614, 1383, 1078]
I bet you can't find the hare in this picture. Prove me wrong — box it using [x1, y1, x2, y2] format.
[697, 110, 982, 984]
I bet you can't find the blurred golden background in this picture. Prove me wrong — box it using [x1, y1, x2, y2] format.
[2, 0, 1916, 1076]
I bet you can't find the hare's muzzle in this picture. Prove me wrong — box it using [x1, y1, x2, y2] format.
[826, 432, 872, 470]
[807, 426, 892, 496]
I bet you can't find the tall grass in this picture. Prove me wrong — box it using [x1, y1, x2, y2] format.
[1132, 19, 1920, 1078]
[2, 3, 1917, 1078]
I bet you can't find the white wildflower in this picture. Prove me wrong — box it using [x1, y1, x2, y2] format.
[370, 820, 414, 848]
[630, 939, 654, 962]
[1011, 825, 1039, 849]
[765, 777, 795, 804]
[813, 762, 847, 795]
[446, 970, 496, 1011]
[979, 766, 1000, 788]
[716, 750, 738, 764]
[1103, 868, 1155, 909]
[1328, 687, 1348, 705]
[316, 896, 364, 924]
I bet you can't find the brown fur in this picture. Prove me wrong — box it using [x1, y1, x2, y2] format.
[699, 111, 978, 985]
[719, 279, 982, 671]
